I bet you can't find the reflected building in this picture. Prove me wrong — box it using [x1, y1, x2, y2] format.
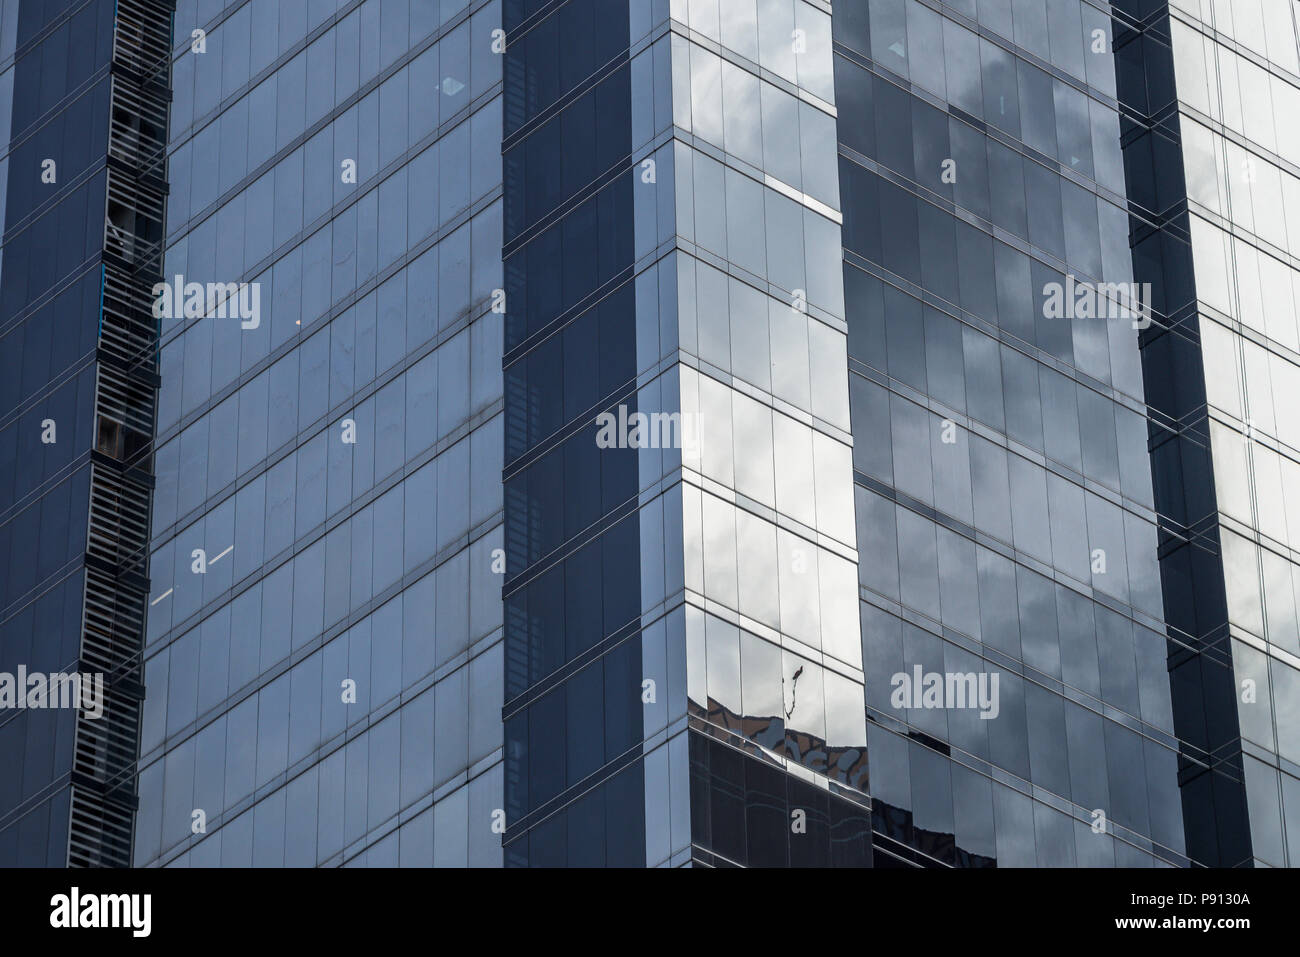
[1119, 0, 1300, 867]
[501, 0, 873, 866]
[834, 0, 1189, 867]
[834, 0, 1300, 868]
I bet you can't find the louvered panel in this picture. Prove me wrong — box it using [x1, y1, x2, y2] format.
[100, 264, 158, 369]
[81, 566, 147, 679]
[94, 361, 156, 439]
[112, 0, 173, 82]
[108, 76, 169, 180]
[86, 464, 151, 573]
[68, 788, 135, 869]
[70, 0, 175, 869]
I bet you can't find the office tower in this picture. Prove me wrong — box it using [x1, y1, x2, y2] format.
[0, 0, 170, 866]
[3, 0, 1297, 871]
[836, 0, 1298, 868]
[131, 0, 506, 866]
[502, 0, 872, 866]
[1119, 0, 1300, 866]
[836, 0, 1193, 866]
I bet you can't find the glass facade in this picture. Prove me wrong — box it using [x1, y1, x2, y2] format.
[3, 0, 1298, 870]
[835, 0, 1187, 866]
[502, 0, 871, 867]
[132, 0, 506, 867]
[1, 0, 167, 866]
[1150, 0, 1300, 866]
[500, 0, 653, 866]
[0, 0, 112, 867]
[666, 0, 873, 867]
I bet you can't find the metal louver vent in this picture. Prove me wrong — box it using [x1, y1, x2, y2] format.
[68, 0, 174, 869]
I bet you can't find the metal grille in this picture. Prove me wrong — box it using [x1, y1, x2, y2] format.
[81, 565, 148, 679]
[68, 787, 136, 869]
[86, 463, 151, 575]
[111, 0, 174, 83]
[100, 264, 159, 369]
[105, 169, 165, 270]
[108, 76, 169, 181]
[68, 0, 174, 869]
